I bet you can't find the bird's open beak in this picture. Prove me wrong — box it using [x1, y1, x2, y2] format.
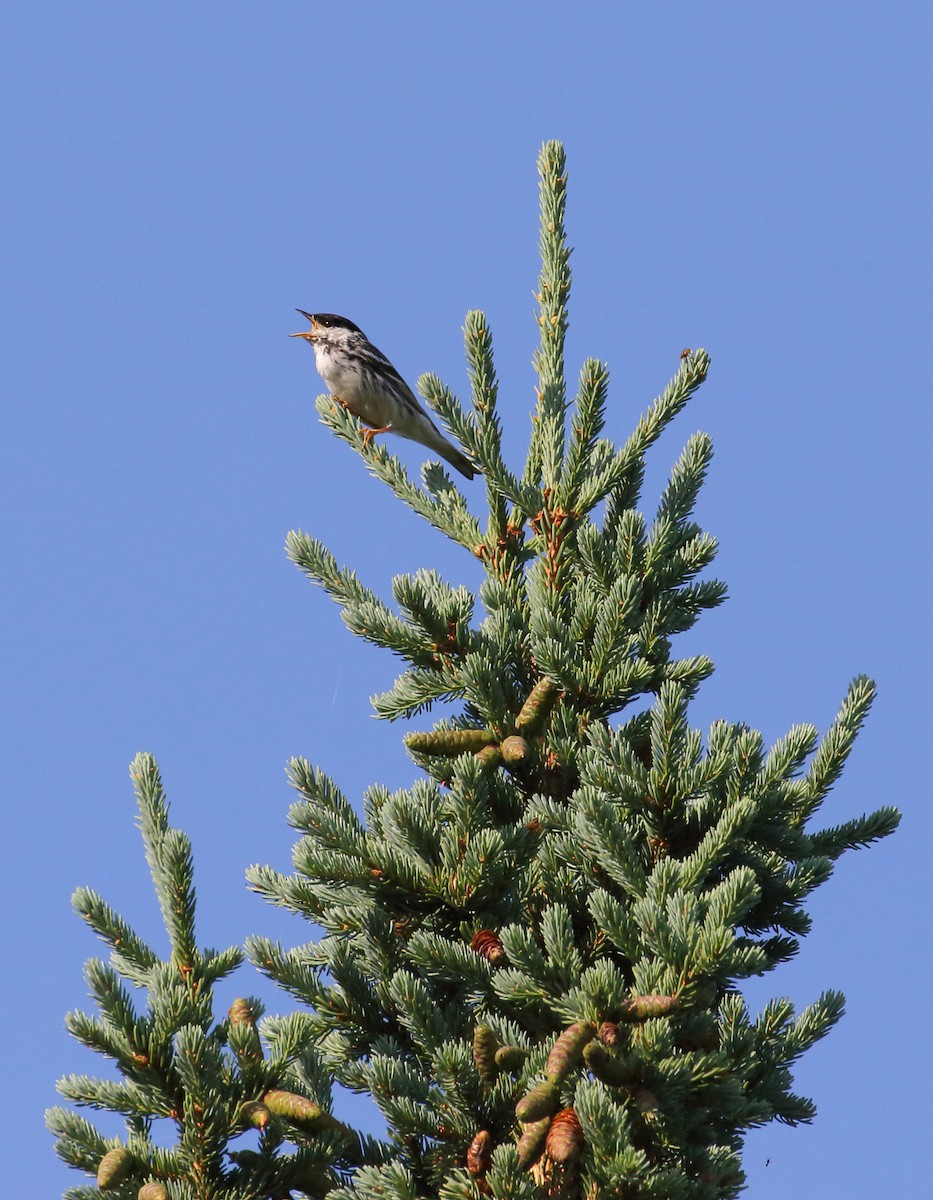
[290, 309, 317, 340]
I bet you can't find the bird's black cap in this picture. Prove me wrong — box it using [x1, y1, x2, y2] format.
[294, 310, 362, 333]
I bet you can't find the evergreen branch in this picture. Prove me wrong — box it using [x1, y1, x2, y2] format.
[64, 1009, 137, 1068]
[71, 889, 158, 986]
[575, 519, 618, 596]
[575, 349, 711, 514]
[83, 959, 142, 1035]
[757, 723, 820, 792]
[174, 1024, 232, 1164]
[655, 431, 714, 528]
[524, 140, 571, 493]
[57, 1074, 174, 1118]
[554, 964, 643, 1025]
[573, 792, 648, 899]
[316, 394, 482, 550]
[392, 568, 475, 645]
[662, 653, 716, 692]
[286, 799, 369, 859]
[131, 755, 198, 969]
[331, 1163, 418, 1200]
[388, 969, 461, 1054]
[648, 681, 691, 799]
[679, 799, 758, 891]
[657, 533, 722, 590]
[782, 856, 835, 902]
[462, 309, 532, 535]
[404, 932, 494, 991]
[419, 367, 540, 519]
[416, 373, 477, 460]
[794, 675, 876, 823]
[145, 961, 212, 1038]
[287, 529, 377, 606]
[292, 841, 382, 889]
[702, 866, 762, 932]
[46, 1107, 110, 1167]
[588, 888, 643, 962]
[563, 358, 610, 506]
[287, 531, 434, 661]
[200, 944, 245, 985]
[804, 806, 901, 859]
[370, 666, 465, 721]
[771, 1091, 818, 1126]
[246, 936, 323, 1006]
[540, 904, 584, 983]
[287, 756, 360, 822]
[586, 574, 644, 684]
[780, 990, 846, 1062]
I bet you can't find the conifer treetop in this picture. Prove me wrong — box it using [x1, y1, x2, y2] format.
[249, 142, 899, 1200]
[48, 754, 361, 1200]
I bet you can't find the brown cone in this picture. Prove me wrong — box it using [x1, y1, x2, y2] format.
[546, 1107, 585, 1164]
[471, 928, 506, 964]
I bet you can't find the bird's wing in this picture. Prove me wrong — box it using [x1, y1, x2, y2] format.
[359, 342, 427, 410]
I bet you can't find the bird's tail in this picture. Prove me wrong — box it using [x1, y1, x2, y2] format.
[438, 442, 479, 480]
[420, 420, 479, 479]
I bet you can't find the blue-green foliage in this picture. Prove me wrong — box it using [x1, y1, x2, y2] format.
[48, 754, 359, 1200]
[247, 143, 899, 1199]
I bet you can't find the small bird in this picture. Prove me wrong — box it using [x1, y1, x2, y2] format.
[291, 311, 477, 479]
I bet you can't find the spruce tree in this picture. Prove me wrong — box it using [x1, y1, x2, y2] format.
[243, 142, 899, 1199]
[47, 754, 362, 1199]
[50, 141, 899, 1200]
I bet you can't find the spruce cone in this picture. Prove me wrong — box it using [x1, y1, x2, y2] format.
[466, 1129, 493, 1175]
[474, 744, 503, 768]
[516, 677, 559, 733]
[228, 997, 263, 1064]
[263, 1089, 325, 1126]
[228, 997, 258, 1026]
[500, 735, 530, 765]
[263, 1091, 354, 1146]
[239, 1100, 271, 1129]
[516, 1116, 551, 1169]
[618, 994, 679, 1021]
[405, 728, 494, 755]
[138, 1185, 169, 1200]
[598, 1020, 620, 1046]
[583, 1041, 638, 1088]
[471, 928, 506, 964]
[515, 1079, 561, 1122]
[546, 1107, 585, 1164]
[473, 1025, 500, 1087]
[97, 1148, 134, 1189]
[546, 1021, 596, 1081]
[495, 1044, 529, 1072]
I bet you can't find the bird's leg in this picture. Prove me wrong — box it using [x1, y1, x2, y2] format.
[361, 424, 393, 447]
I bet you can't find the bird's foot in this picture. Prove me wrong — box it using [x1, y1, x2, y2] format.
[361, 424, 393, 447]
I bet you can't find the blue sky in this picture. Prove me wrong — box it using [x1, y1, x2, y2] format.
[3, 4, 930, 1196]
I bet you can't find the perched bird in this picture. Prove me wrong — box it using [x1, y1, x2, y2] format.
[291, 311, 477, 479]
